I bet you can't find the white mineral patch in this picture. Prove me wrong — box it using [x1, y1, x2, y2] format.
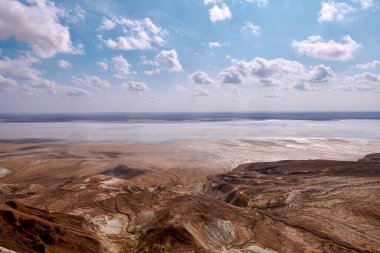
[136, 211, 156, 231]
[191, 182, 204, 192]
[0, 167, 11, 178]
[101, 177, 126, 187]
[93, 215, 128, 235]
[245, 245, 278, 253]
[204, 219, 235, 247]
[0, 246, 18, 253]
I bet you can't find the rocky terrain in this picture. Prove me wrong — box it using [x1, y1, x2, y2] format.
[0, 141, 379, 252]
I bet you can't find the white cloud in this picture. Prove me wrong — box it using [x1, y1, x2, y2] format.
[120, 81, 149, 91]
[176, 84, 211, 97]
[72, 75, 111, 88]
[349, 72, 380, 84]
[59, 3, 86, 24]
[245, 0, 268, 7]
[105, 32, 152, 50]
[0, 74, 18, 93]
[219, 68, 242, 84]
[354, 60, 380, 69]
[307, 65, 334, 83]
[218, 57, 334, 91]
[318, 1, 355, 22]
[155, 50, 183, 72]
[139, 56, 159, 66]
[0, 56, 59, 93]
[241, 22, 261, 36]
[292, 35, 360, 61]
[208, 42, 223, 48]
[205, 0, 270, 13]
[0, 0, 83, 58]
[336, 72, 380, 91]
[143, 18, 162, 34]
[0, 56, 40, 81]
[352, 0, 374, 9]
[204, 0, 221, 5]
[58, 60, 72, 69]
[192, 87, 211, 97]
[144, 69, 161, 75]
[139, 56, 161, 75]
[189, 71, 215, 84]
[102, 17, 166, 51]
[0, 55, 93, 96]
[112, 55, 131, 78]
[293, 83, 316, 91]
[98, 18, 116, 30]
[61, 86, 91, 96]
[97, 60, 109, 70]
[209, 4, 232, 23]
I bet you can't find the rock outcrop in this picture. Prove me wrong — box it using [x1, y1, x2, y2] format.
[0, 154, 379, 252]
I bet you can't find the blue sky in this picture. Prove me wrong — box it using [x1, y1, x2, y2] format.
[0, 0, 379, 112]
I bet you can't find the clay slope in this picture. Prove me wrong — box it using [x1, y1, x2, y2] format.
[0, 154, 379, 252]
[206, 154, 380, 252]
[0, 200, 104, 253]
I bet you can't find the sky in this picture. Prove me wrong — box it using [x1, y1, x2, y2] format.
[0, 0, 379, 113]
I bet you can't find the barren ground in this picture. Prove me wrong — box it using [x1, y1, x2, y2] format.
[0, 139, 379, 252]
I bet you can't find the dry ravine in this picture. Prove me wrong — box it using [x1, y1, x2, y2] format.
[0, 154, 379, 253]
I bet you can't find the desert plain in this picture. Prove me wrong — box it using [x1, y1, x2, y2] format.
[0, 138, 379, 252]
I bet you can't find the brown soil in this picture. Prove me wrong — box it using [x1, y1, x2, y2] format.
[0, 140, 379, 252]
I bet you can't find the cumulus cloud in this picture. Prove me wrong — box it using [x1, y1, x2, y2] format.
[349, 72, 380, 84]
[112, 55, 131, 78]
[0, 0, 83, 58]
[318, 1, 355, 22]
[336, 72, 380, 91]
[97, 60, 109, 70]
[0, 74, 18, 93]
[204, 0, 221, 5]
[139, 56, 161, 75]
[0, 55, 92, 96]
[0, 56, 40, 81]
[208, 42, 224, 48]
[307, 65, 334, 83]
[59, 3, 86, 24]
[245, 0, 268, 7]
[139, 56, 159, 66]
[354, 60, 380, 70]
[209, 4, 232, 23]
[0, 56, 59, 93]
[292, 35, 360, 61]
[189, 71, 215, 84]
[72, 75, 111, 88]
[218, 57, 334, 90]
[120, 81, 149, 91]
[144, 69, 161, 75]
[219, 68, 242, 84]
[155, 50, 183, 72]
[98, 18, 116, 30]
[241, 22, 261, 36]
[318, 0, 374, 23]
[58, 60, 72, 69]
[352, 0, 374, 9]
[192, 87, 211, 97]
[102, 17, 167, 51]
[61, 86, 91, 96]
